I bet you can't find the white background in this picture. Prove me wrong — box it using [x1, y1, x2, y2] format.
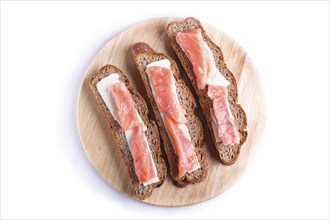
[1, 1, 329, 219]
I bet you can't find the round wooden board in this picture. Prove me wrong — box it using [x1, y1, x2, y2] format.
[77, 18, 266, 206]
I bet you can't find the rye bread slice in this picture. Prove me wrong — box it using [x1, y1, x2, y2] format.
[132, 42, 208, 187]
[89, 65, 167, 200]
[166, 17, 248, 165]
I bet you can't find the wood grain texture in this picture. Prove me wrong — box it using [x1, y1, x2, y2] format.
[77, 18, 267, 206]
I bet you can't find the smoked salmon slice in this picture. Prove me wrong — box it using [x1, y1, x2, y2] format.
[176, 28, 230, 90]
[108, 82, 141, 130]
[147, 61, 200, 178]
[109, 81, 158, 185]
[208, 86, 240, 146]
[164, 115, 199, 179]
[146, 65, 187, 124]
[176, 29, 207, 90]
[176, 28, 239, 146]
[130, 124, 157, 183]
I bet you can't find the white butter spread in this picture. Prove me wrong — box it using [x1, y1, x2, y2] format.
[96, 73, 121, 122]
[147, 59, 201, 174]
[96, 73, 159, 186]
[147, 59, 171, 68]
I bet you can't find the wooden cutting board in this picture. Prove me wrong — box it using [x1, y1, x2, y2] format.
[77, 18, 266, 206]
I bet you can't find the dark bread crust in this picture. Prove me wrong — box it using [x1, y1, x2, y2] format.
[89, 65, 167, 200]
[166, 17, 248, 165]
[132, 42, 208, 187]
